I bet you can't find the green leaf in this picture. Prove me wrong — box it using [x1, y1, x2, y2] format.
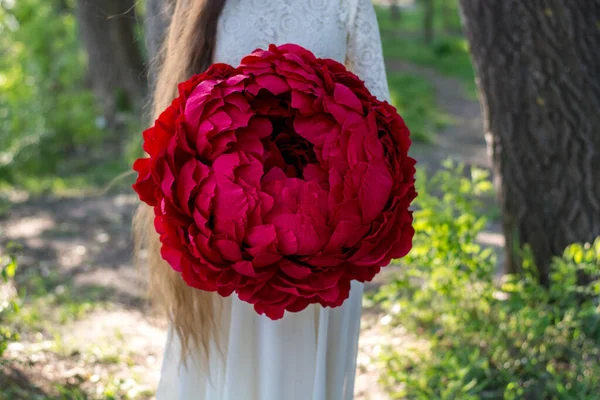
[4, 258, 16, 279]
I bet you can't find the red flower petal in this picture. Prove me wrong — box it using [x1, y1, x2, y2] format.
[131, 43, 416, 320]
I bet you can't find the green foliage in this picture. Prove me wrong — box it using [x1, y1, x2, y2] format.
[0, 0, 139, 194]
[0, 0, 100, 183]
[376, 163, 600, 399]
[388, 73, 451, 143]
[0, 0, 468, 193]
[0, 241, 20, 359]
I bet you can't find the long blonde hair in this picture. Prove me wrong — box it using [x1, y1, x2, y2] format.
[134, 0, 227, 360]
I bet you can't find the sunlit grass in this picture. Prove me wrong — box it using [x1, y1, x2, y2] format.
[7, 270, 110, 332]
[388, 72, 453, 143]
[51, 375, 152, 400]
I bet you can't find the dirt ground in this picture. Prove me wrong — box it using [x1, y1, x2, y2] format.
[0, 60, 499, 399]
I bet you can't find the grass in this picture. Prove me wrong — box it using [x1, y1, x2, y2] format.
[1, 267, 150, 400]
[387, 72, 452, 143]
[376, 0, 464, 34]
[376, 0, 477, 143]
[0, 375, 153, 400]
[16, 161, 135, 197]
[376, 3, 477, 95]
[7, 269, 110, 333]
[0, 134, 141, 197]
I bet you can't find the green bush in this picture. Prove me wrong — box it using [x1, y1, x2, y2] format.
[0, 242, 20, 360]
[0, 0, 101, 180]
[376, 162, 600, 399]
[388, 72, 451, 143]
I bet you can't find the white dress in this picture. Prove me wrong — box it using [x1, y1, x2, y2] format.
[156, 0, 390, 399]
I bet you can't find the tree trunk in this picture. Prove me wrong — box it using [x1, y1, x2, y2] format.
[390, 0, 402, 21]
[422, 0, 435, 44]
[440, 0, 451, 32]
[458, 0, 600, 285]
[76, 0, 146, 128]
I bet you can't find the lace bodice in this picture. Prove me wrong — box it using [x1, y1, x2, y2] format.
[214, 0, 390, 102]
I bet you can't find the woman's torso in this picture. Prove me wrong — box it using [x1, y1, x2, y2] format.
[157, 1, 378, 399]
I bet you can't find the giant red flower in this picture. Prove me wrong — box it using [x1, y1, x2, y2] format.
[133, 44, 416, 319]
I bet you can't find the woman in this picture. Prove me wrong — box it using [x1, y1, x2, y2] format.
[135, 0, 390, 398]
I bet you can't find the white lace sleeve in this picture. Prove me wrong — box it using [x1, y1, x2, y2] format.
[344, 0, 390, 102]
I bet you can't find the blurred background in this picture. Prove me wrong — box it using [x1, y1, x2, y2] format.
[1, 0, 598, 399]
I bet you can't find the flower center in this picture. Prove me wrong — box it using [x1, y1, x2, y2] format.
[263, 119, 317, 179]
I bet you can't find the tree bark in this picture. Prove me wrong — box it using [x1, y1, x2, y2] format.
[422, 0, 435, 44]
[458, 0, 600, 285]
[76, 0, 146, 127]
[390, 0, 402, 21]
